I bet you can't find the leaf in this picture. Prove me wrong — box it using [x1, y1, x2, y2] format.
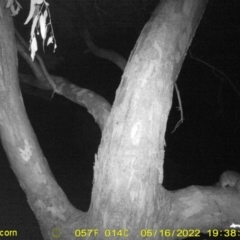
[30, 36, 38, 60]
[5, 0, 14, 9]
[7, 0, 22, 16]
[53, 42, 57, 52]
[24, 0, 43, 25]
[47, 35, 53, 46]
[15, 0, 22, 9]
[9, 1, 21, 16]
[39, 10, 47, 40]
[14, 4, 21, 15]
[10, 3, 15, 14]
[30, 14, 39, 39]
[14, 5, 21, 16]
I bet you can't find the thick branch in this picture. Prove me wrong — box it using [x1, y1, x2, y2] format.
[82, 25, 184, 132]
[83, 26, 127, 71]
[16, 30, 111, 131]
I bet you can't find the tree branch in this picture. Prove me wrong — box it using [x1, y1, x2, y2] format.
[15, 29, 111, 131]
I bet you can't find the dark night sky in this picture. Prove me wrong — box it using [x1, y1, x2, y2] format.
[1, 0, 240, 239]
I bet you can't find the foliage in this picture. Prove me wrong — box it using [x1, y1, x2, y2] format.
[5, 0, 56, 60]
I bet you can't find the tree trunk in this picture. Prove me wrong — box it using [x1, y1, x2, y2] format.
[0, 1, 85, 239]
[88, 0, 209, 237]
[3, 1, 240, 240]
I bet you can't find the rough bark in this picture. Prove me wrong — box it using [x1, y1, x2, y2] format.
[0, 2, 87, 240]
[88, 1, 213, 239]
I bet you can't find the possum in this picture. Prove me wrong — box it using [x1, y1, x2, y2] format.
[217, 170, 240, 193]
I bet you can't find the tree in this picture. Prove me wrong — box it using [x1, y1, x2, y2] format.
[1, 0, 240, 239]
